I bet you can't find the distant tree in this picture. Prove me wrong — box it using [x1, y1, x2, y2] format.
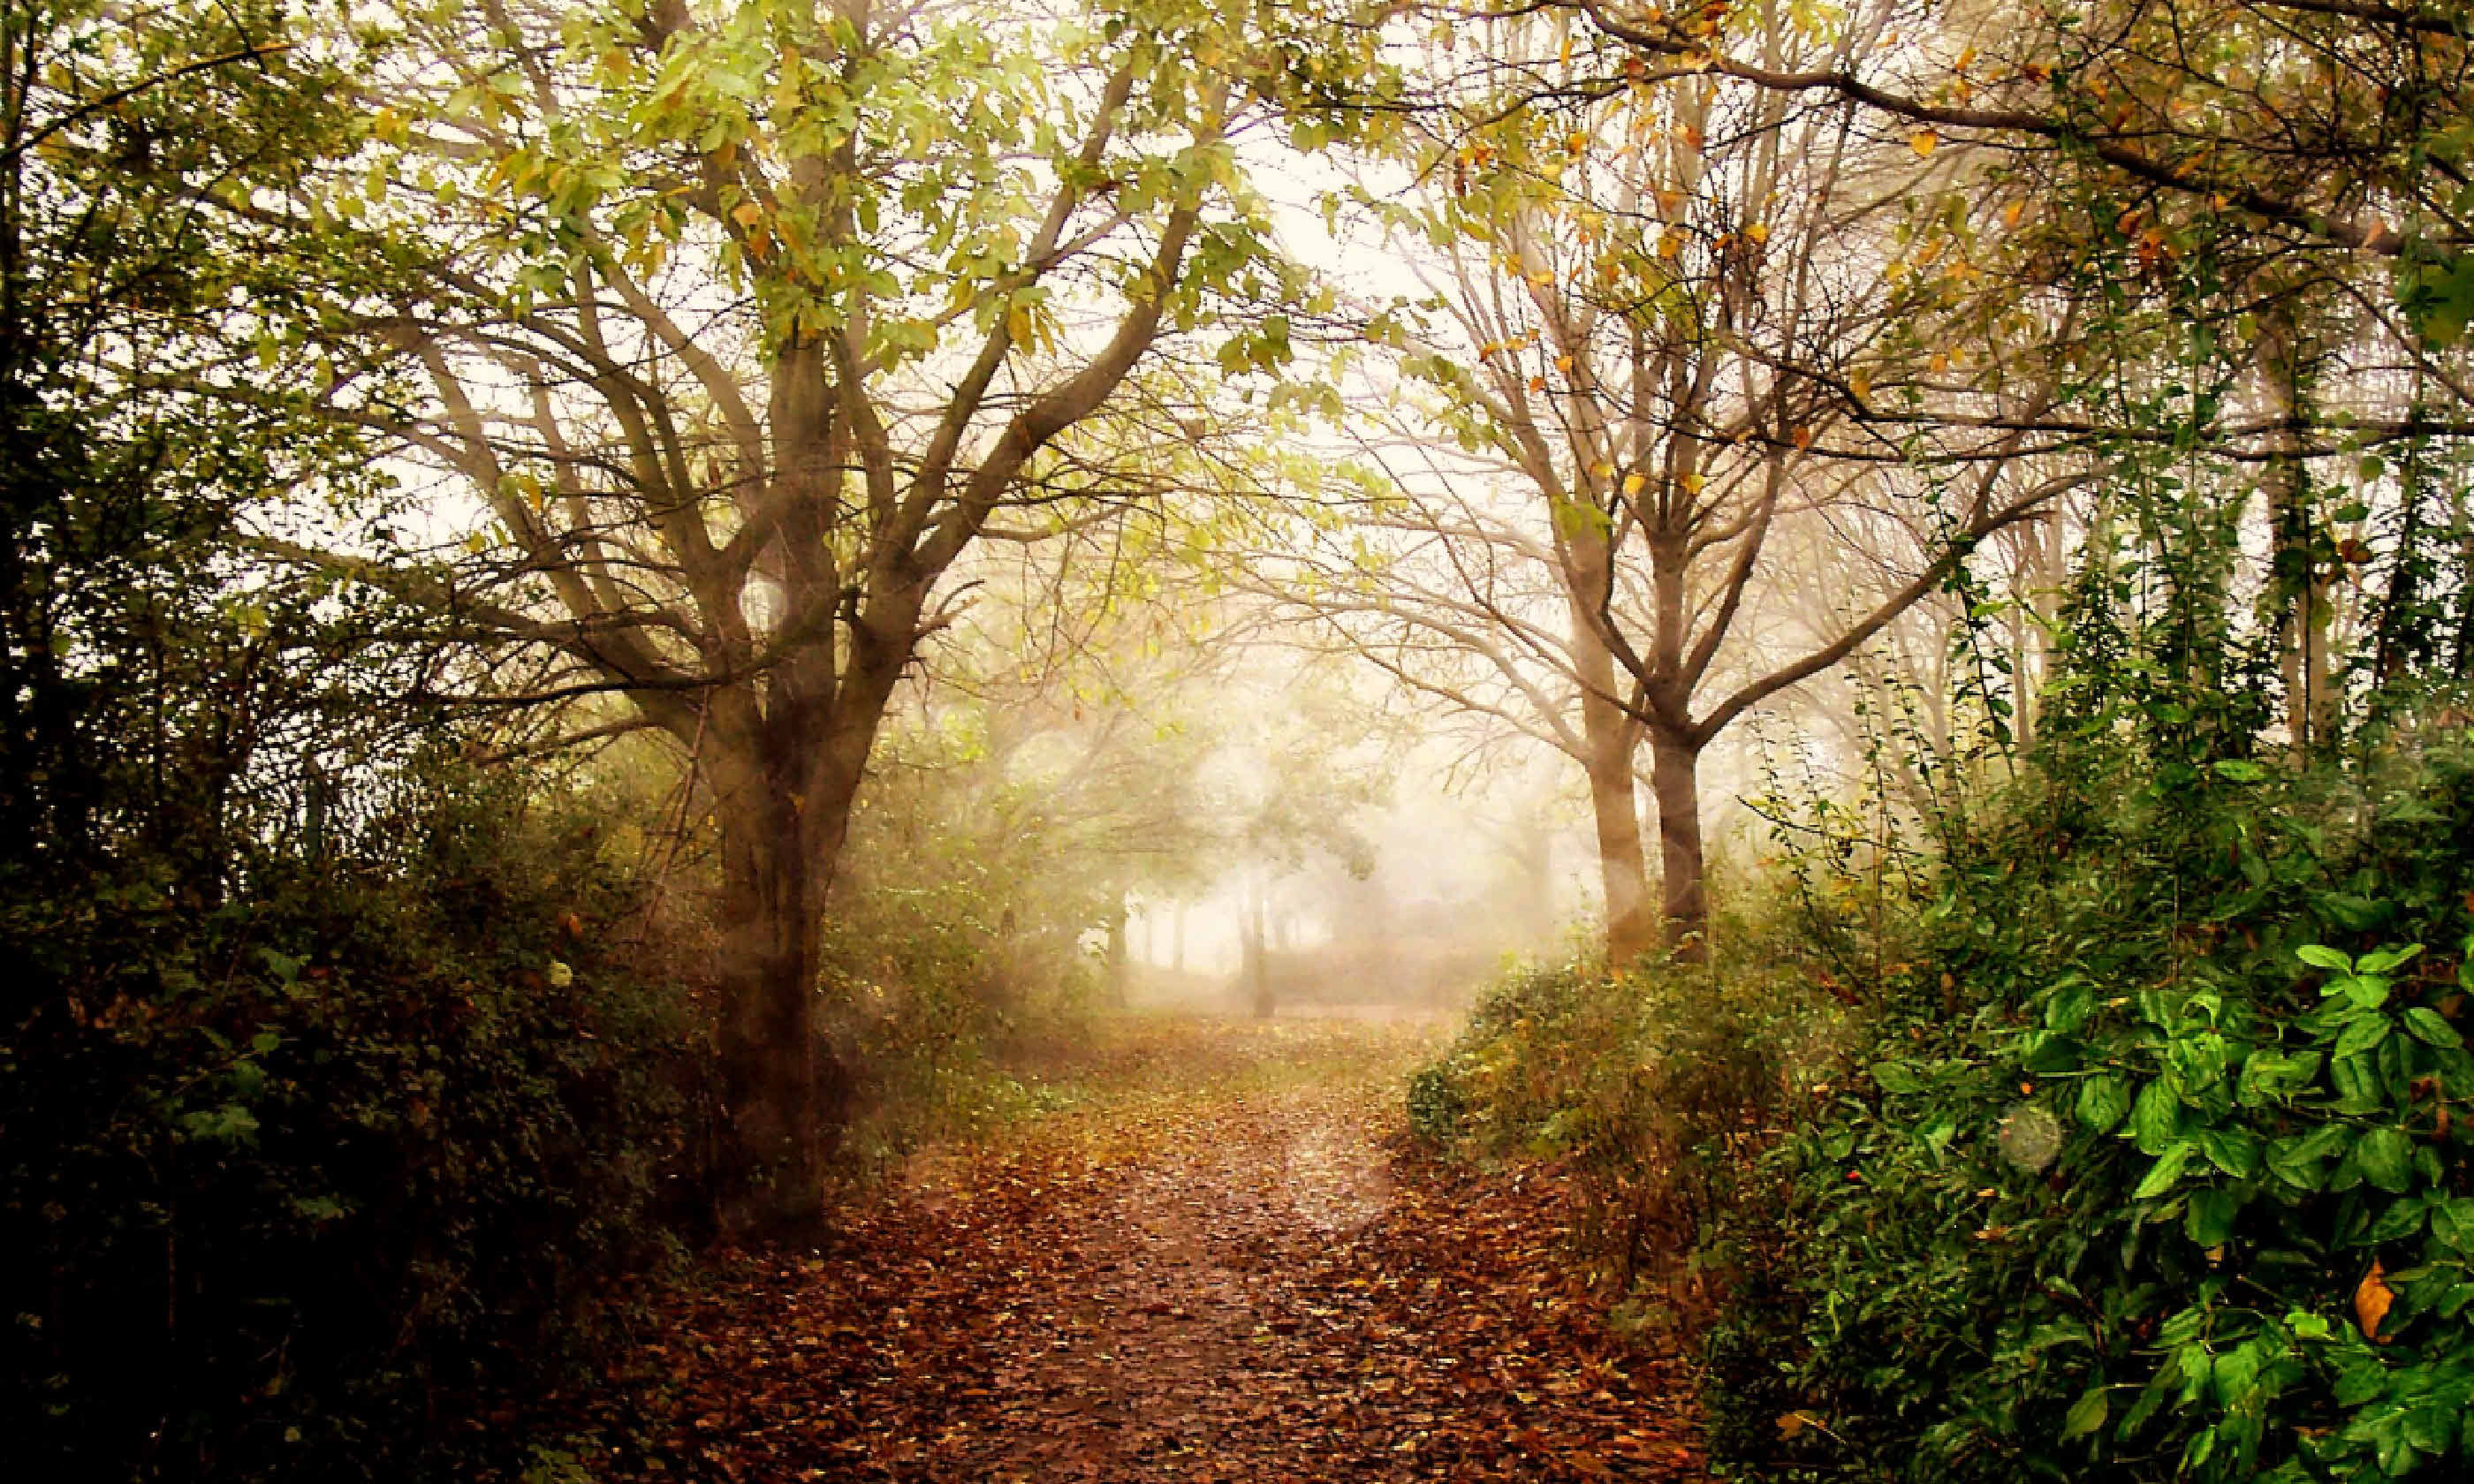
[1322, 7, 2070, 959]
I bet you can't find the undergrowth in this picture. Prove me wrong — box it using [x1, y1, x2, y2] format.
[1417, 731, 2474, 1482]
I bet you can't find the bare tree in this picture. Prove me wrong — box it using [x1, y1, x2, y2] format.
[1320, 4, 2072, 958]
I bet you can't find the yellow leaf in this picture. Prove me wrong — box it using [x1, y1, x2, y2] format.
[731, 200, 763, 230]
[1621, 472, 1646, 496]
[1529, 375, 1546, 392]
[1850, 368, 1871, 400]
[2356, 1261, 2394, 1341]
[1567, 131, 1588, 155]
[1681, 473, 1705, 494]
[1745, 222, 1769, 245]
[1555, 354, 1574, 373]
[1658, 231, 1681, 258]
[1910, 129, 1939, 159]
[2002, 199, 2025, 229]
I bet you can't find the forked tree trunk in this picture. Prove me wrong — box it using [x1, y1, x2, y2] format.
[1648, 731, 1709, 964]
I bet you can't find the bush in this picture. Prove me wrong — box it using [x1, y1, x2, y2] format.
[4, 760, 705, 1483]
[1411, 936, 1843, 1329]
[1709, 735, 2474, 1482]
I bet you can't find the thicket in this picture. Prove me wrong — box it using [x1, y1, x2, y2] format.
[1704, 729, 2474, 1483]
[1420, 613, 2474, 1484]
[1418, 730, 2474, 1482]
[6, 760, 708, 1483]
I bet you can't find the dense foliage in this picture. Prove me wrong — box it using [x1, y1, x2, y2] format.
[6, 765, 702, 1482]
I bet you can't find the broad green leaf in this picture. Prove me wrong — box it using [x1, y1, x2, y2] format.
[2186, 1185, 2242, 1246]
[1870, 1060, 1924, 1095]
[2355, 1126, 2415, 1194]
[2060, 1385, 2108, 1441]
[2129, 1079, 2182, 1153]
[2402, 1007, 2463, 1049]
[2135, 1140, 2194, 1200]
[2077, 1074, 2130, 1133]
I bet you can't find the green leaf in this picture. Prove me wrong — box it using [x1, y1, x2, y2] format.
[2334, 1012, 2392, 1058]
[2186, 1185, 2243, 1246]
[2297, 943, 2355, 973]
[2402, 1007, 2463, 1049]
[2356, 945, 2423, 975]
[2269, 1124, 2349, 1191]
[2129, 1079, 2182, 1153]
[2136, 1141, 2194, 1200]
[2061, 1385, 2109, 1441]
[1870, 1060, 1924, 1095]
[2433, 1198, 2474, 1253]
[2355, 1126, 2415, 1194]
[2211, 759, 2267, 783]
[2077, 1074, 2131, 1133]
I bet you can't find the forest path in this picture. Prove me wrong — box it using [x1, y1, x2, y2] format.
[527, 1018, 1703, 1482]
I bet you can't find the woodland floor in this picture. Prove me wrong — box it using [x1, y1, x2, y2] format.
[510, 1016, 1704, 1482]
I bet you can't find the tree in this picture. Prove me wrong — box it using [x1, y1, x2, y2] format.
[1339, 6, 2068, 958]
[282, 0, 1388, 1227]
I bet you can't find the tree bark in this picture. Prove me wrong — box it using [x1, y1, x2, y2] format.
[710, 782, 840, 1236]
[2258, 307, 2331, 760]
[1648, 731, 1708, 963]
[1570, 570, 1655, 965]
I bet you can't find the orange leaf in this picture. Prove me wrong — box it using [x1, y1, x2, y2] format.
[1910, 129, 1939, 158]
[2356, 1260, 2394, 1341]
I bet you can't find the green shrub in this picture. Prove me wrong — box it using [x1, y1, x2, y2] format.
[1413, 938, 1843, 1321]
[4, 761, 702, 1483]
[1710, 736, 2474, 1482]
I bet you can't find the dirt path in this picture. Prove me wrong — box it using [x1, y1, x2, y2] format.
[519, 1020, 1702, 1482]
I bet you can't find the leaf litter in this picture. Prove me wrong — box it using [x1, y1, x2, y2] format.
[493, 1019, 1704, 1480]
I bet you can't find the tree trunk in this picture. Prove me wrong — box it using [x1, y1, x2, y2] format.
[1571, 587, 1655, 965]
[1105, 896, 1129, 1009]
[1648, 731, 1708, 963]
[711, 791, 828, 1237]
[701, 638, 897, 1236]
[2258, 307, 2331, 761]
[1245, 878, 1272, 1019]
